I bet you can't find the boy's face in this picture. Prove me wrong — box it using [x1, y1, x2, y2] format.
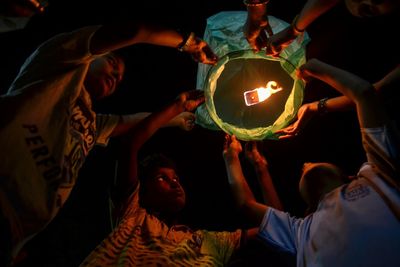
[345, 0, 400, 17]
[143, 167, 186, 213]
[85, 53, 125, 100]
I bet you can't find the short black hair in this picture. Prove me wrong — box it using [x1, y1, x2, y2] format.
[138, 153, 177, 182]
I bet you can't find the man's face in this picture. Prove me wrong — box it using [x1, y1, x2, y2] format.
[345, 0, 400, 17]
[143, 167, 186, 213]
[85, 53, 125, 100]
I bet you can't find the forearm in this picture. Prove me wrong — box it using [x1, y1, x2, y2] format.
[112, 111, 186, 137]
[295, 0, 340, 31]
[90, 22, 185, 55]
[253, 163, 283, 210]
[224, 154, 257, 208]
[128, 100, 184, 151]
[246, 1, 268, 25]
[307, 95, 354, 114]
[224, 154, 267, 224]
[373, 65, 400, 92]
[304, 59, 387, 128]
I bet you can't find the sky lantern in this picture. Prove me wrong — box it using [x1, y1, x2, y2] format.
[196, 11, 310, 140]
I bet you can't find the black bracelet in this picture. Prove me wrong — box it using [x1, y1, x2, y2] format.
[177, 32, 195, 52]
[291, 15, 305, 35]
[317, 97, 329, 115]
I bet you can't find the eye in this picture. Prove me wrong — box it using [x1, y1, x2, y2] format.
[157, 176, 165, 182]
[107, 55, 118, 68]
[172, 176, 180, 182]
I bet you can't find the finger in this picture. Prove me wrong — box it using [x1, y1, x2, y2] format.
[265, 24, 273, 37]
[258, 30, 269, 48]
[203, 45, 218, 64]
[223, 134, 229, 148]
[246, 36, 260, 52]
[275, 126, 294, 134]
[278, 134, 296, 140]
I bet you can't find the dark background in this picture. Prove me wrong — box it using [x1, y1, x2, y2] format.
[1, 0, 399, 266]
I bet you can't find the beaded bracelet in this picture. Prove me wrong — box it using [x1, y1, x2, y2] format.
[243, 0, 269, 7]
[177, 32, 195, 52]
[291, 14, 305, 35]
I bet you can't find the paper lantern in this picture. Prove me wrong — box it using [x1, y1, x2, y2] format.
[196, 11, 310, 140]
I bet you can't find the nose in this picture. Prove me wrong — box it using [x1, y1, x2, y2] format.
[169, 179, 179, 188]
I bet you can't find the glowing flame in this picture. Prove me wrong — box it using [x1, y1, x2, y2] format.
[244, 81, 283, 106]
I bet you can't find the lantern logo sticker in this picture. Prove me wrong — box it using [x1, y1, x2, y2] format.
[244, 81, 283, 106]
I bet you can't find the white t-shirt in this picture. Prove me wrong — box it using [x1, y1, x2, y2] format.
[258, 125, 400, 267]
[0, 26, 119, 246]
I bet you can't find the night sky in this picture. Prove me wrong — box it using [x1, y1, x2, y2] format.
[1, 0, 399, 266]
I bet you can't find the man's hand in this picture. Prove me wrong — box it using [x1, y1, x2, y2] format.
[182, 36, 218, 65]
[276, 102, 317, 139]
[244, 16, 273, 52]
[244, 141, 267, 166]
[266, 26, 299, 57]
[176, 90, 205, 112]
[223, 134, 242, 160]
[170, 112, 196, 131]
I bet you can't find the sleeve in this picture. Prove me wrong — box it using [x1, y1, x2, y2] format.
[199, 229, 242, 265]
[361, 122, 400, 188]
[95, 114, 120, 146]
[257, 208, 302, 255]
[8, 25, 103, 93]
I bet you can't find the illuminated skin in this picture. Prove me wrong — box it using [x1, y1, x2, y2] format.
[345, 0, 400, 17]
[142, 167, 186, 214]
[0, 0, 46, 17]
[84, 53, 125, 100]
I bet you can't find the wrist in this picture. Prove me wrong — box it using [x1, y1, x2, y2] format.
[252, 158, 268, 168]
[223, 152, 240, 163]
[317, 98, 329, 115]
[291, 14, 305, 36]
[177, 32, 195, 52]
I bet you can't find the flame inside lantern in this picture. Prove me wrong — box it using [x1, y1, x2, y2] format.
[243, 81, 283, 106]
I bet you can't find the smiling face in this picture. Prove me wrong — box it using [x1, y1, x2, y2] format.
[84, 52, 125, 100]
[344, 0, 400, 17]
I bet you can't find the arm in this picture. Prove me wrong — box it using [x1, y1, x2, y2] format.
[373, 64, 400, 93]
[276, 95, 354, 139]
[111, 111, 196, 137]
[90, 22, 217, 65]
[266, 0, 340, 56]
[243, 0, 273, 52]
[298, 58, 387, 128]
[276, 65, 400, 139]
[244, 142, 283, 210]
[115, 90, 204, 199]
[299, 59, 400, 186]
[223, 135, 268, 225]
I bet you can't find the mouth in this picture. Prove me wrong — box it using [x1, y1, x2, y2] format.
[173, 190, 184, 197]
